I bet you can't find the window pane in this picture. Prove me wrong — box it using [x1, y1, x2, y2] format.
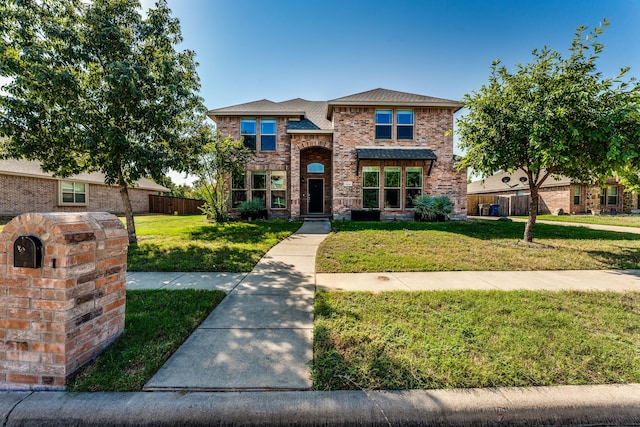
[252, 172, 266, 189]
[75, 193, 86, 203]
[384, 167, 401, 187]
[261, 135, 276, 151]
[261, 119, 276, 135]
[406, 168, 422, 188]
[363, 189, 379, 209]
[397, 125, 413, 139]
[62, 182, 74, 192]
[232, 190, 246, 208]
[241, 119, 256, 134]
[307, 163, 324, 173]
[600, 188, 606, 206]
[271, 171, 286, 189]
[62, 193, 74, 203]
[363, 168, 379, 188]
[75, 182, 86, 192]
[242, 135, 256, 150]
[375, 110, 392, 124]
[384, 189, 400, 209]
[271, 190, 286, 209]
[396, 110, 413, 125]
[375, 125, 392, 139]
[251, 190, 266, 203]
[405, 189, 422, 208]
[232, 172, 246, 189]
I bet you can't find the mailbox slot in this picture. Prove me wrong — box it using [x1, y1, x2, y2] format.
[14, 236, 43, 268]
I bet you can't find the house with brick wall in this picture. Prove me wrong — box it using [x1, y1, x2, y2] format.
[208, 88, 467, 220]
[0, 158, 169, 216]
[467, 169, 639, 216]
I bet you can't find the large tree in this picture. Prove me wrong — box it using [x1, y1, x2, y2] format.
[192, 128, 253, 223]
[457, 21, 639, 242]
[0, 0, 207, 243]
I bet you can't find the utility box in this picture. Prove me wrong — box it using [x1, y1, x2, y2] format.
[0, 212, 127, 390]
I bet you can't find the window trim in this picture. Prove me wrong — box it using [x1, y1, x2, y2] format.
[362, 166, 380, 209]
[231, 171, 247, 208]
[383, 167, 401, 209]
[240, 118, 257, 150]
[607, 185, 618, 206]
[572, 185, 581, 206]
[396, 110, 414, 140]
[375, 110, 392, 140]
[405, 167, 423, 209]
[270, 171, 287, 210]
[260, 118, 276, 151]
[59, 180, 88, 206]
[250, 171, 267, 204]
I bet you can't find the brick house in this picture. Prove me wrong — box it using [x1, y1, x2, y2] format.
[467, 169, 638, 215]
[208, 88, 467, 220]
[0, 158, 168, 216]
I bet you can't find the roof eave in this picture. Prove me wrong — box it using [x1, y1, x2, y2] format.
[207, 110, 306, 118]
[287, 129, 333, 135]
[326, 101, 463, 119]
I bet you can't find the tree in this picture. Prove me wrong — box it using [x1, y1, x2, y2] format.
[457, 21, 640, 242]
[0, 0, 207, 243]
[194, 128, 253, 222]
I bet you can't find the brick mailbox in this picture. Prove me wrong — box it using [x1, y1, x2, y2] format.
[0, 212, 127, 390]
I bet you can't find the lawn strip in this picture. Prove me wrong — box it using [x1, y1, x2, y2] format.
[127, 215, 301, 272]
[316, 220, 640, 272]
[67, 289, 225, 392]
[313, 290, 640, 390]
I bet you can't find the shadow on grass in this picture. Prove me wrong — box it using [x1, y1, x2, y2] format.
[330, 220, 640, 242]
[128, 243, 262, 272]
[188, 220, 301, 244]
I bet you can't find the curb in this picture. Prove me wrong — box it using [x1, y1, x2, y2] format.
[2, 384, 639, 426]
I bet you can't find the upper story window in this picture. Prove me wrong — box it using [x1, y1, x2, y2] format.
[260, 119, 276, 151]
[240, 119, 256, 150]
[375, 110, 392, 139]
[396, 110, 414, 139]
[60, 181, 87, 205]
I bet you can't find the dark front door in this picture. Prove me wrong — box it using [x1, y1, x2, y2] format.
[308, 179, 324, 214]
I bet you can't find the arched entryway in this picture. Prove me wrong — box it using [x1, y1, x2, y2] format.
[300, 147, 332, 216]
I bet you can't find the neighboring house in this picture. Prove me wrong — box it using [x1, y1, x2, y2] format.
[208, 88, 467, 220]
[0, 158, 169, 216]
[467, 169, 638, 215]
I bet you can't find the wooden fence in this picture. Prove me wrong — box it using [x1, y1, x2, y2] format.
[467, 194, 530, 216]
[149, 195, 205, 215]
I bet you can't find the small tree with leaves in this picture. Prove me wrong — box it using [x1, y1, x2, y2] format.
[194, 129, 253, 222]
[0, 0, 207, 243]
[457, 20, 639, 242]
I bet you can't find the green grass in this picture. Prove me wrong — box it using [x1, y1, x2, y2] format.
[127, 215, 301, 272]
[524, 214, 640, 228]
[316, 220, 640, 272]
[67, 289, 225, 391]
[313, 290, 640, 390]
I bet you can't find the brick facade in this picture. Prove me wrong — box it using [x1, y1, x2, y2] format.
[211, 89, 467, 220]
[0, 174, 158, 216]
[0, 212, 127, 390]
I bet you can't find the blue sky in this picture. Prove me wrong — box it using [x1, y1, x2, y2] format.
[146, 0, 640, 110]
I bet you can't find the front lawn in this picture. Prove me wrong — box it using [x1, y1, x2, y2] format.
[127, 215, 301, 272]
[526, 214, 640, 228]
[68, 289, 225, 391]
[316, 220, 640, 272]
[313, 290, 640, 390]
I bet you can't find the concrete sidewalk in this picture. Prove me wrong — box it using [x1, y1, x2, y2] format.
[143, 219, 331, 391]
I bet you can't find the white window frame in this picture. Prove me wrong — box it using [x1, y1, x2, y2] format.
[270, 171, 287, 209]
[405, 167, 423, 208]
[383, 167, 401, 209]
[362, 166, 380, 209]
[59, 181, 88, 206]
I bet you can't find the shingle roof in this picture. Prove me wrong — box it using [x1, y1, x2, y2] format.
[328, 88, 462, 107]
[0, 158, 169, 191]
[286, 118, 320, 131]
[356, 147, 437, 160]
[467, 170, 572, 194]
[207, 99, 305, 116]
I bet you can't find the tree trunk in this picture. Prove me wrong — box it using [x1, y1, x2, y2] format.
[524, 186, 539, 242]
[119, 183, 137, 244]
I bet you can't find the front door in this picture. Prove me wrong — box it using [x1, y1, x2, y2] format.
[308, 179, 324, 214]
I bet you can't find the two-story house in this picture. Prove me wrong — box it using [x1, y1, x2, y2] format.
[208, 88, 467, 220]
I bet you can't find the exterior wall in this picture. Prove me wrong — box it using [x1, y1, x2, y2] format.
[216, 116, 293, 218]
[331, 107, 467, 219]
[0, 175, 157, 216]
[292, 136, 333, 217]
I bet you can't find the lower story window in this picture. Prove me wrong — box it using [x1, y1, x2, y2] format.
[251, 171, 267, 204]
[405, 167, 423, 208]
[362, 167, 380, 209]
[384, 167, 401, 209]
[573, 185, 581, 205]
[231, 172, 246, 208]
[60, 181, 87, 205]
[607, 186, 618, 205]
[270, 171, 286, 209]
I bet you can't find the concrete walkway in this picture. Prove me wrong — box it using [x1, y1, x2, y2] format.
[143, 219, 331, 391]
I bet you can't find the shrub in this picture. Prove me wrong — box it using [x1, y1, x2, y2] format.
[413, 195, 453, 222]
